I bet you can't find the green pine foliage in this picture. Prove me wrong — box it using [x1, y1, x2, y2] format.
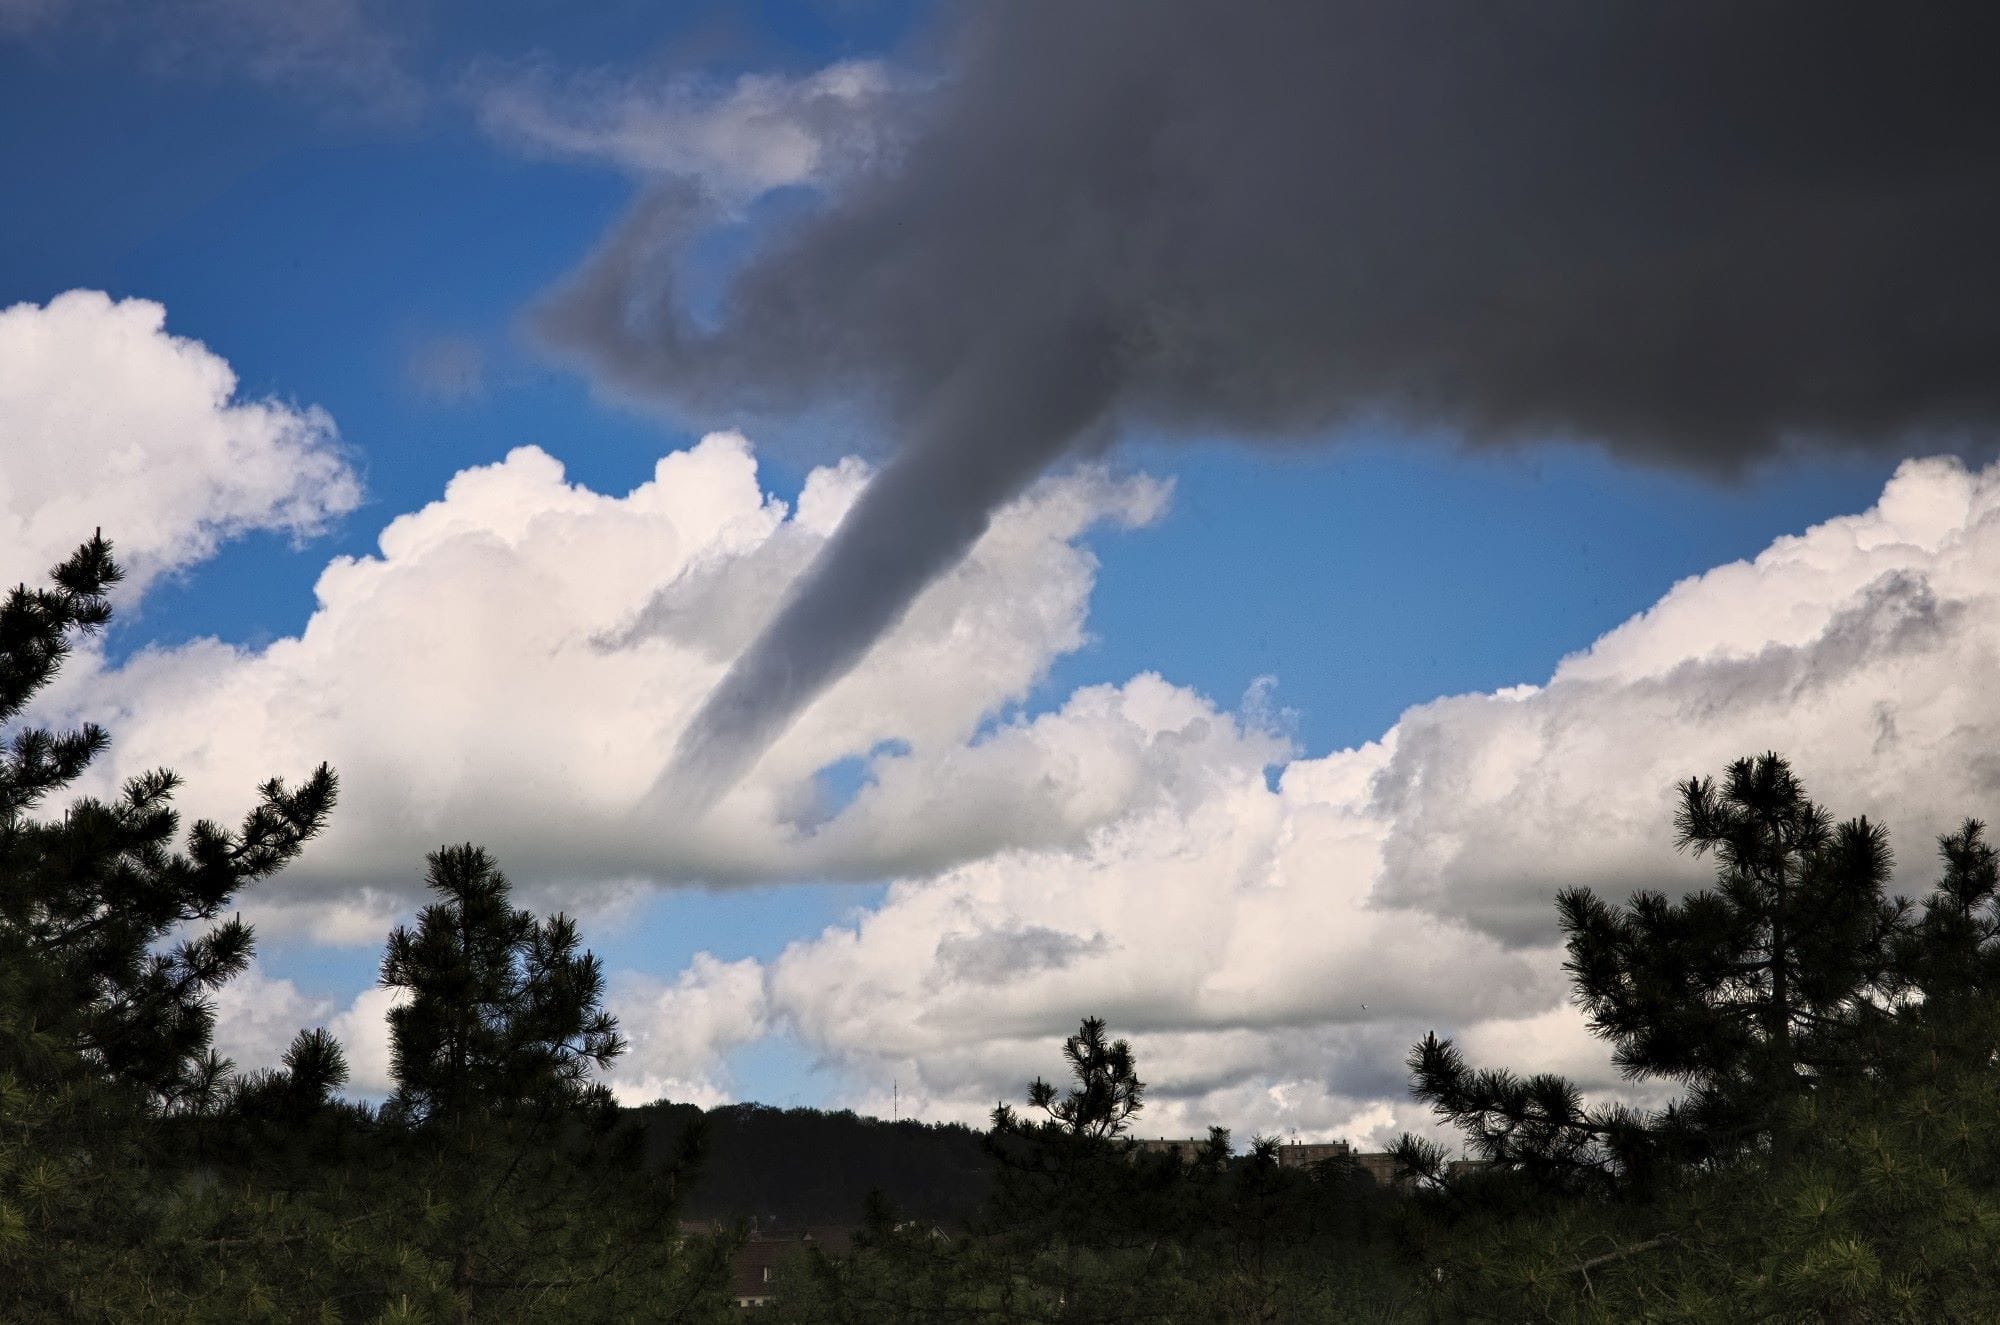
[0, 536, 343, 1320]
[311, 843, 704, 1322]
[779, 1020, 1408, 1322]
[1407, 753, 1912, 1190]
[1405, 997, 2000, 1323]
[381, 844, 625, 1126]
[1401, 753, 2000, 1322]
[0, 535, 338, 1111]
[0, 538, 724, 1322]
[1893, 817, 2000, 1007]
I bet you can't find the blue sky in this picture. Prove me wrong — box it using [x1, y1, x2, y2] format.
[5, 2, 1970, 1133]
[0, 16, 1892, 734]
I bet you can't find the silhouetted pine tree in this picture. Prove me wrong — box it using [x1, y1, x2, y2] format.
[1405, 753, 1906, 1188]
[382, 843, 623, 1125]
[0, 534, 340, 1319]
[0, 536, 338, 1109]
[980, 1017, 1185, 1317]
[1407, 990, 2000, 1322]
[1008, 1015, 1146, 1141]
[222, 1026, 352, 1127]
[374, 844, 704, 1322]
[788, 1019, 1401, 1322]
[1892, 818, 2000, 1009]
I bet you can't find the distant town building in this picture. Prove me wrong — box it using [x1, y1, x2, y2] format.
[1128, 1137, 1211, 1159]
[728, 1225, 855, 1309]
[1274, 1140, 1353, 1169]
[1275, 1141, 1410, 1186]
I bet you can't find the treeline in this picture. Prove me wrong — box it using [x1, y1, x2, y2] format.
[779, 755, 2000, 1321]
[7, 534, 2000, 1321]
[633, 1102, 989, 1227]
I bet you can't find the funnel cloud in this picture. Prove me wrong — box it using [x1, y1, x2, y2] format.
[539, 2, 2000, 802]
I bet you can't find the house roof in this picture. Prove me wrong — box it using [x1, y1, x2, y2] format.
[728, 1226, 857, 1300]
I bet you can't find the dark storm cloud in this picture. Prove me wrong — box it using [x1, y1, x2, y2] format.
[540, 1, 2000, 801]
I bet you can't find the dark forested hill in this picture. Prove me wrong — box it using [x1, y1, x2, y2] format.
[630, 1102, 992, 1227]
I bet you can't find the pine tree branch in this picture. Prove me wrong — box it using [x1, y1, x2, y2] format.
[1572, 1233, 1675, 1278]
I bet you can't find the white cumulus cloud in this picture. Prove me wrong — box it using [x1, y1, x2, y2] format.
[329, 984, 409, 1097]
[629, 454, 2000, 1142]
[208, 962, 406, 1098]
[605, 954, 770, 1110]
[25, 311, 2000, 1144]
[209, 963, 334, 1076]
[39, 432, 1170, 939]
[0, 290, 360, 601]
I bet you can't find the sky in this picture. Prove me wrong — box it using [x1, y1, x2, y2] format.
[6, 0, 1998, 1146]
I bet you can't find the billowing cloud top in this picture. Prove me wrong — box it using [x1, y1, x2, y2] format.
[683, 454, 2000, 1139]
[45, 432, 1174, 940]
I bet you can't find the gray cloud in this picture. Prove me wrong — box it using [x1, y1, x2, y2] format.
[406, 334, 487, 404]
[934, 925, 1111, 987]
[6, 0, 425, 116]
[544, 1, 2000, 799]
[471, 58, 903, 204]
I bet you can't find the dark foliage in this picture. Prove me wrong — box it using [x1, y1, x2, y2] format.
[0, 536, 341, 1320]
[0, 537, 724, 1322]
[382, 843, 625, 1126]
[1892, 817, 2000, 1008]
[636, 1100, 991, 1227]
[780, 1018, 1407, 1321]
[0, 535, 338, 1111]
[366, 842, 699, 1321]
